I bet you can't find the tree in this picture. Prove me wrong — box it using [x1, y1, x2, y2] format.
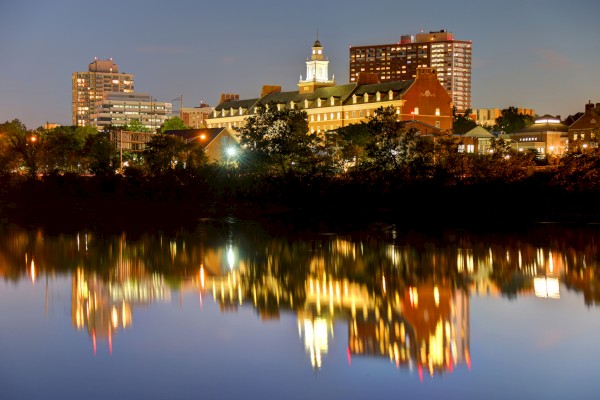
[84, 131, 118, 175]
[1, 119, 42, 178]
[160, 116, 189, 133]
[331, 124, 372, 170]
[127, 119, 150, 133]
[495, 107, 535, 134]
[363, 106, 433, 176]
[143, 134, 206, 176]
[467, 138, 536, 183]
[554, 146, 600, 191]
[236, 103, 314, 176]
[434, 132, 467, 184]
[0, 126, 21, 175]
[42, 126, 93, 173]
[452, 107, 477, 135]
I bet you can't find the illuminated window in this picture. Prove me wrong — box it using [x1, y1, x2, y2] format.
[435, 108, 440, 116]
[414, 107, 419, 115]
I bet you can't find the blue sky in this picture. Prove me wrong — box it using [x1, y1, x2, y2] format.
[1, 0, 599, 128]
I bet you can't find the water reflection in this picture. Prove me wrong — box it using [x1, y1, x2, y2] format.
[1, 221, 599, 378]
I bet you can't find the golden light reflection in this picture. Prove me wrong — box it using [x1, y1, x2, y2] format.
[534, 277, 560, 299]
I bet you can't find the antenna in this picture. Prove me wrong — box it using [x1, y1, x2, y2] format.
[171, 95, 183, 117]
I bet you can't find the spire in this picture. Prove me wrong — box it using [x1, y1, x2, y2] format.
[313, 28, 322, 48]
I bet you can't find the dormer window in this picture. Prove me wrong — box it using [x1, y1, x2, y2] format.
[239, 107, 243, 115]
[317, 98, 322, 107]
[290, 101, 295, 109]
[388, 90, 394, 100]
[277, 103, 283, 111]
[230, 108, 234, 115]
[213, 110, 217, 117]
[352, 94, 357, 104]
[304, 99, 309, 108]
[364, 93, 369, 103]
[376, 92, 381, 101]
[330, 97, 335, 106]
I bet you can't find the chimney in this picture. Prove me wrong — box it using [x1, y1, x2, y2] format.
[261, 85, 281, 97]
[356, 72, 380, 85]
[219, 93, 239, 104]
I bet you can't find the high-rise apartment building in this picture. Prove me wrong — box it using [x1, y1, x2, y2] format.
[72, 58, 134, 126]
[349, 30, 472, 112]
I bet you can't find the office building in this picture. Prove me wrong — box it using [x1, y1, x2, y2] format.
[72, 58, 134, 126]
[90, 92, 172, 131]
[181, 103, 214, 128]
[349, 30, 472, 112]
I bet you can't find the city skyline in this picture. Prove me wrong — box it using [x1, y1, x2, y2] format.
[1, 0, 599, 129]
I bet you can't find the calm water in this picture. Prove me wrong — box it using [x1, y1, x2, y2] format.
[1, 219, 599, 399]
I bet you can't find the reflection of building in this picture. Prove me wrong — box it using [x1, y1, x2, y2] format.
[298, 312, 333, 369]
[72, 58, 134, 126]
[71, 268, 170, 353]
[348, 283, 470, 378]
[349, 30, 472, 113]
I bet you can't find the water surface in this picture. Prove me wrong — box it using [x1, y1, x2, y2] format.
[1, 221, 599, 399]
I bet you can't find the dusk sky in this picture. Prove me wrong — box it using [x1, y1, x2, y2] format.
[1, 0, 599, 128]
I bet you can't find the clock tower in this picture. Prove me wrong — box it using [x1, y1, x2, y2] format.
[298, 37, 335, 93]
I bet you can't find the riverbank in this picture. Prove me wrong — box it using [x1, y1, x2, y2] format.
[1, 173, 599, 233]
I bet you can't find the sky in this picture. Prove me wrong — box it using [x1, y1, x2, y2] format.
[1, 0, 599, 128]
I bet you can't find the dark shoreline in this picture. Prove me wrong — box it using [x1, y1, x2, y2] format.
[1, 174, 599, 234]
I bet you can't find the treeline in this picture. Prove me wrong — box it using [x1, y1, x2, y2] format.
[1, 107, 599, 226]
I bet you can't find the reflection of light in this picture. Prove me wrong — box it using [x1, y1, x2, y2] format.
[382, 275, 386, 293]
[409, 287, 418, 308]
[534, 277, 560, 299]
[111, 307, 118, 328]
[200, 266, 205, 288]
[30, 259, 36, 284]
[434, 286, 439, 306]
[226, 147, 237, 157]
[301, 318, 329, 369]
[227, 246, 234, 269]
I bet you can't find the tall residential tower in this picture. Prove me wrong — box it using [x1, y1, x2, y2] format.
[72, 58, 134, 126]
[349, 30, 472, 112]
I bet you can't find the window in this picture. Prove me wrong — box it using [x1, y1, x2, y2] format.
[414, 107, 419, 115]
[467, 144, 474, 153]
[435, 108, 440, 116]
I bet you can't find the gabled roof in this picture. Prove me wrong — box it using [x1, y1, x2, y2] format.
[257, 83, 358, 107]
[214, 98, 260, 112]
[463, 126, 495, 138]
[353, 80, 413, 96]
[404, 119, 443, 135]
